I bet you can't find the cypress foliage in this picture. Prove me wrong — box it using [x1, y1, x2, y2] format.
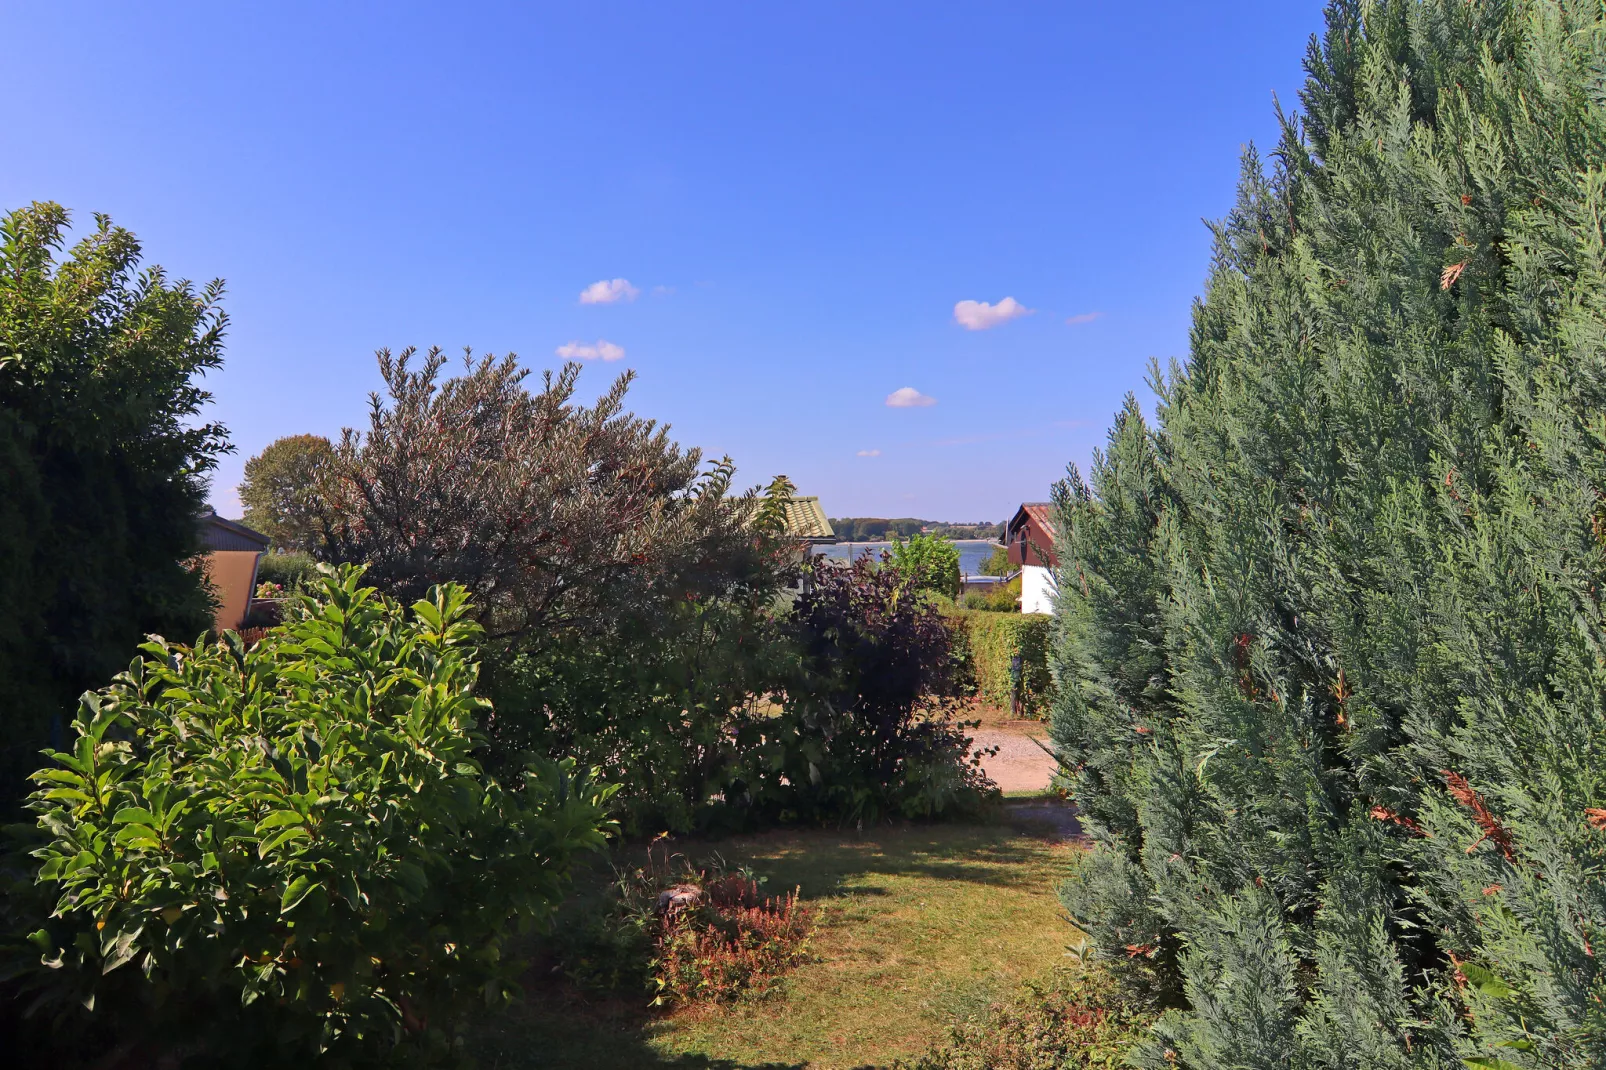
[1051, 2, 1606, 1065]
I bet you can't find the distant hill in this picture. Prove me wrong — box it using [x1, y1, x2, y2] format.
[829, 517, 1004, 542]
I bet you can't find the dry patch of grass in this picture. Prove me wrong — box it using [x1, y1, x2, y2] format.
[476, 816, 1082, 1069]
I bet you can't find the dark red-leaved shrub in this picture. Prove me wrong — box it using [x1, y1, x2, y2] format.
[741, 554, 996, 824]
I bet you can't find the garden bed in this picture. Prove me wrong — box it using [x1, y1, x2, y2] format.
[473, 815, 1093, 1068]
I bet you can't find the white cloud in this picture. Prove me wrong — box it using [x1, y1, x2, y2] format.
[579, 278, 640, 304]
[886, 387, 936, 408]
[555, 339, 626, 361]
[953, 296, 1031, 330]
[856, 448, 881, 457]
[1066, 311, 1104, 325]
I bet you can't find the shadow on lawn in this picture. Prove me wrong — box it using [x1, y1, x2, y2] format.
[566, 813, 1074, 909]
[707, 807, 1083, 901]
[473, 996, 810, 1070]
[475, 812, 1083, 1068]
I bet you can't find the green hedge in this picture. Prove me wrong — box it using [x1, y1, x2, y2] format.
[255, 551, 320, 592]
[945, 609, 1053, 718]
[960, 575, 1020, 611]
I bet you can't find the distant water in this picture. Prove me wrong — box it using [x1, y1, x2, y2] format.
[815, 539, 1001, 576]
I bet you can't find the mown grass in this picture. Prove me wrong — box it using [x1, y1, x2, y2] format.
[473, 811, 1083, 1070]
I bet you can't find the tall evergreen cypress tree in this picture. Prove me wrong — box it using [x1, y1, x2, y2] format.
[1051, 2, 1606, 1065]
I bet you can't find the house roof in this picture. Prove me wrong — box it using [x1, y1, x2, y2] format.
[199, 509, 271, 552]
[1006, 502, 1055, 539]
[782, 497, 836, 543]
[1006, 501, 1058, 568]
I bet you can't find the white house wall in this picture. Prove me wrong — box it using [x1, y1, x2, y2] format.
[1021, 564, 1057, 615]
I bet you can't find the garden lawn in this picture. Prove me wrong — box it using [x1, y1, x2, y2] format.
[477, 815, 1083, 1069]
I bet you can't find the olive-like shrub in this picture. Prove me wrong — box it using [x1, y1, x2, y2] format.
[17, 567, 615, 1067]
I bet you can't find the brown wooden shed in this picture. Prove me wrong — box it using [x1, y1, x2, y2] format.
[198, 509, 271, 634]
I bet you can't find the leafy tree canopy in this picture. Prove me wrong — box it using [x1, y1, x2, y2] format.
[978, 545, 1013, 577]
[238, 433, 333, 552]
[830, 517, 1001, 541]
[888, 533, 961, 601]
[0, 202, 227, 801]
[744, 552, 989, 825]
[318, 347, 779, 643]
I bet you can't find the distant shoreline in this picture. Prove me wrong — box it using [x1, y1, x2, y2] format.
[815, 538, 1001, 575]
[826, 519, 1004, 543]
[818, 538, 998, 547]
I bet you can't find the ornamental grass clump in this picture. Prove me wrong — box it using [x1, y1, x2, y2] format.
[12, 566, 615, 1068]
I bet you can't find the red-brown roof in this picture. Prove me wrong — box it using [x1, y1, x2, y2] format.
[1006, 502, 1058, 568]
[1009, 502, 1055, 537]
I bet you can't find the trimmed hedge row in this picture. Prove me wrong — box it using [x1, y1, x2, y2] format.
[945, 609, 1053, 718]
[255, 551, 320, 591]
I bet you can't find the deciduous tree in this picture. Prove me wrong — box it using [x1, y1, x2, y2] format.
[888, 533, 961, 600]
[0, 203, 226, 802]
[238, 433, 333, 551]
[317, 347, 803, 831]
[319, 347, 771, 639]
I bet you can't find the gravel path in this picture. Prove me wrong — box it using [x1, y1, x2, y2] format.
[969, 727, 1086, 840]
[970, 727, 1058, 794]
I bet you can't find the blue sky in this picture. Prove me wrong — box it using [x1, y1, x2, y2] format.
[1, 1, 1324, 522]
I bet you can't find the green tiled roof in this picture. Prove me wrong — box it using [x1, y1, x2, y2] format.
[783, 496, 835, 542]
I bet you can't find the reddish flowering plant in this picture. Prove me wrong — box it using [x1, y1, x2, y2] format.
[652, 883, 814, 1006]
[580, 837, 816, 1007]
